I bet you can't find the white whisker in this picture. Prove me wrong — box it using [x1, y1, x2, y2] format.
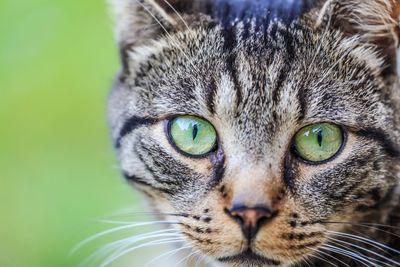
[194, 253, 205, 267]
[134, 0, 199, 72]
[70, 220, 179, 256]
[328, 238, 391, 267]
[320, 245, 371, 267]
[173, 250, 199, 267]
[322, 221, 400, 238]
[143, 245, 192, 267]
[308, 246, 351, 267]
[322, 244, 379, 267]
[327, 233, 399, 266]
[303, 258, 313, 267]
[81, 229, 181, 266]
[191, 251, 204, 266]
[161, 0, 194, 35]
[308, 251, 338, 267]
[105, 211, 184, 219]
[328, 230, 400, 256]
[98, 233, 183, 264]
[99, 237, 185, 267]
[348, 222, 400, 231]
[330, 230, 389, 255]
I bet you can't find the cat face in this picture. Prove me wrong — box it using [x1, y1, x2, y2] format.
[108, 0, 400, 266]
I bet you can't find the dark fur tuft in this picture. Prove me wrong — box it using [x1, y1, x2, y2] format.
[211, 0, 316, 29]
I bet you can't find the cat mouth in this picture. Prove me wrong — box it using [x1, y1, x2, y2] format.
[217, 249, 281, 266]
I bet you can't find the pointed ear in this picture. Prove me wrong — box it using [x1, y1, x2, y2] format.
[110, 0, 175, 46]
[316, 0, 400, 76]
[109, 0, 204, 79]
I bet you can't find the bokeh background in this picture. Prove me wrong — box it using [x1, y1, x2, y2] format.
[0, 0, 148, 266]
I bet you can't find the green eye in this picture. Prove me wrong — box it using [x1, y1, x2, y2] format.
[294, 123, 343, 163]
[169, 115, 217, 156]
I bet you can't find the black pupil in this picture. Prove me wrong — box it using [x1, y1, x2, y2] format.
[192, 124, 199, 140]
[317, 129, 323, 147]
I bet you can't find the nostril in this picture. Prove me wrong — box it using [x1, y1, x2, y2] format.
[257, 215, 270, 225]
[232, 213, 244, 225]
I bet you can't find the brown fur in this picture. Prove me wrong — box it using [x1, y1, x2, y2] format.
[107, 0, 400, 266]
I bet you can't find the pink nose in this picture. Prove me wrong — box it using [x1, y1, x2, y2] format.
[226, 206, 276, 241]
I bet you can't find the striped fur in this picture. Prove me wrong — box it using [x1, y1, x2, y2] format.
[108, 0, 400, 266]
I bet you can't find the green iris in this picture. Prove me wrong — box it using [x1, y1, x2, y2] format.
[294, 123, 343, 162]
[169, 116, 217, 156]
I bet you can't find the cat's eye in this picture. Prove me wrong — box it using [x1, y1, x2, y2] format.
[168, 115, 217, 156]
[294, 123, 343, 163]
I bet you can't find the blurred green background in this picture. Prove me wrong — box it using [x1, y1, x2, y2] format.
[0, 0, 145, 266]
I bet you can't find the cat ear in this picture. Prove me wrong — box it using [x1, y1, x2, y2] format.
[109, 0, 204, 79]
[111, 0, 169, 46]
[109, 0, 204, 46]
[316, 0, 400, 76]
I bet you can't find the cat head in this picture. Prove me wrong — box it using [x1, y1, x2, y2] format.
[108, 0, 400, 266]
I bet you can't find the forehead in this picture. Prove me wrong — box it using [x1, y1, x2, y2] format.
[127, 24, 386, 148]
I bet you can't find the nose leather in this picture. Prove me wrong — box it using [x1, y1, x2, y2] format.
[226, 206, 276, 241]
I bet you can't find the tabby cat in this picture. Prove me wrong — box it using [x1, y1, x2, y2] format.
[107, 0, 400, 266]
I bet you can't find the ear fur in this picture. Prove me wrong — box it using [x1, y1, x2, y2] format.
[316, 0, 400, 76]
[109, 0, 208, 80]
[110, 0, 175, 47]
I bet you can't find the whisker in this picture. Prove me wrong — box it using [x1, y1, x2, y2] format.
[327, 232, 400, 266]
[161, 0, 194, 35]
[173, 250, 198, 267]
[331, 230, 390, 255]
[321, 220, 400, 237]
[328, 230, 400, 255]
[70, 220, 180, 256]
[350, 228, 399, 252]
[191, 251, 204, 266]
[133, 0, 199, 72]
[323, 221, 400, 231]
[81, 229, 181, 266]
[322, 244, 379, 267]
[307, 252, 338, 267]
[98, 219, 146, 225]
[327, 238, 391, 267]
[308, 246, 351, 267]
[302, 257, 313, 267]
[105, 211, 189, 219]
[97, 232, 183, 261]
[99, 237, 185, 267]
[142, 245, 192, 267]
[194, 252, 208, 267]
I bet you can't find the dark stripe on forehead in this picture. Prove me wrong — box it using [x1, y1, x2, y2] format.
[204, 78, 217, 114]
[116, 116, 158, 148]
[356, 128, 400, 158]
[296, 86, 307, 121]
[271, 28, 298, 110]
[277, 27, 307, 121]
[221, 27, 243, 110]
[271, 67, 288, 104]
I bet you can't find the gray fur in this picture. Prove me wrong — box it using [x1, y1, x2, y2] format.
[108, 0, 400, 266]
